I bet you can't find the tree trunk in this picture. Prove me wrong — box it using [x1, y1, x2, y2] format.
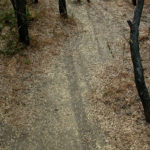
[77, 0, 90, 3]
[15, 0, 30, 45]
[132, 0, 136, 5]
[34, 0, 38, 3]
[59, 0, 67, 18]
[128, 0, 150, 123]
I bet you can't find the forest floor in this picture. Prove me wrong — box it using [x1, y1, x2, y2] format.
[1, 0, 150, 149]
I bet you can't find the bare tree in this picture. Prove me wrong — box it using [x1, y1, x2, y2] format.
[77, 0, 90, 3]
[128, 0, 150, 123]
[132, 0, 136, 5]
[59, 0, 67, 18]
[34, 0, 38, 3]
[10, 0, 29, 45]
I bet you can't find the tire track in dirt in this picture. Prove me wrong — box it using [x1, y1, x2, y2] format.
[62, 34, 105, 149]
[62, 1, 112, 149]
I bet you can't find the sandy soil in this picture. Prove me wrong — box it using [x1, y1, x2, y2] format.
[0, 0, 150, 149]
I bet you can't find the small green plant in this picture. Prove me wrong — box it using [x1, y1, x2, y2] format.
[24, 59, 31, 65]
[0, 8, 16, 30]
[0, 31, 26, 55]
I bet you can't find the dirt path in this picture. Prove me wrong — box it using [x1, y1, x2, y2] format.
[17, 0, 111, 149]
[9, 1, 108, 149]
[21, 0, 111, 149]
[1, 0, 109, 149]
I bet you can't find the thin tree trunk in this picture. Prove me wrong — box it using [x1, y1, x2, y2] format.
[59, 0, 67, 18]
[15, 0, 30, 45]
[34, 0, 38, 3]
[128, 0, 150, 123]
[77, 0, 90, 3]
[132, 0, 136, 5]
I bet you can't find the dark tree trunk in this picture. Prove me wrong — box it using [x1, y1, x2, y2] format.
[59, 0, 67, 18]
[128, 0, 150, 123]
[15, 0, 30, 45]
[34, 0, 38, 3]
[77, 0, 90, 3]
[132, 0, 136, 5]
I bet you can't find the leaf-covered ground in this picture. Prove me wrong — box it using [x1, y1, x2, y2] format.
[0, 0, 150, 149]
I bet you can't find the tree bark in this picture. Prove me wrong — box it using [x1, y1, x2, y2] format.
[132, 0, 136, 5]
[77, 0, 90, 3]
[15, 0, 30, 45]
[128, 0, 150, 123]
[59, 0, 67, 18]
[34, 0, 38, 3]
